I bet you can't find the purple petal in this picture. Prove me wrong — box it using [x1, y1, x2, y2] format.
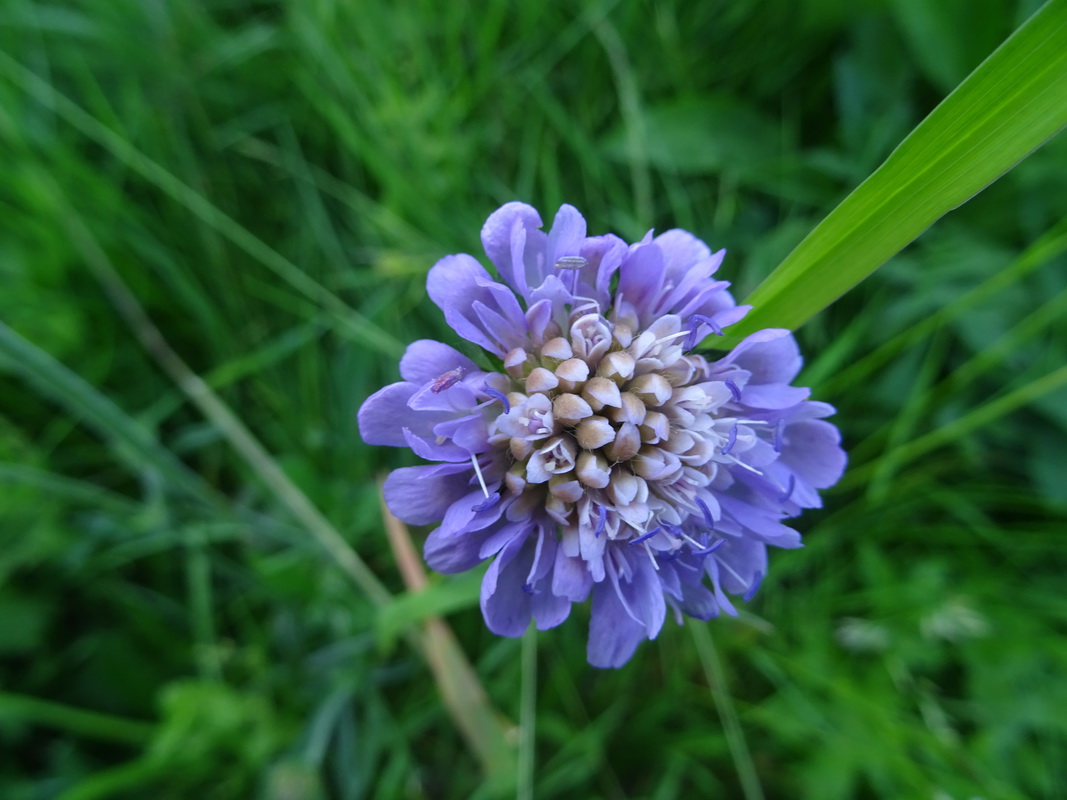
[533, 584, 572, 630]
[741, 383, 811, 409]
[585, 233, 628, 305]
[399, 340, 479, 385]
[403, 427, 471, 462]
[719, 496, 803, 548]
[551, 546, 593, 602]
[426, 254, 527, 356]
[678, 580, 720, 620]
[654, 228, 712, 278]
[716, 329, 791, 371]
[527, 533, 571, 629]
[409, 378, 478, 412]
[424, 493, 512, 573]
[714, 538, 768, 595]
[359, 383, 449, 447]
[654, 249, 727, 316]
[731, 329, 803, 385]
[617, 242, 666, 322]
[544, 204, 588, 268]
[675, 282, 741, 323]
[587, 572, 648, 668]
[383, 463, 471, 525]
[424, 525, 497, 573]
[778, 419, 847, 489]
[480, 528, 538, 637]
[480, 202, 546, 299]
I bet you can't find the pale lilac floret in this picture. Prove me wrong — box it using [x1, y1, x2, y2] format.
[358, 203, 847, 668]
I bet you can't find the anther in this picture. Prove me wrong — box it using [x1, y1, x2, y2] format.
[471, 492, 501, 512]
[629, 526, 662, 546]
[724, 379, 742, 403]
[695, 538, 726, 556]
[778, 474, 796, 503]
[483, 385, 510, 413]
[683, 314, 724, 350]
[743, 571, 764, 602]
[594, 504, 607, 538]
[695, 497, 716, 530]
[774, 419, 785, 452]
[721, 423, 738, 455]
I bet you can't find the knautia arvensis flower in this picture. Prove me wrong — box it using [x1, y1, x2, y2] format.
[358, 203, 846, 667]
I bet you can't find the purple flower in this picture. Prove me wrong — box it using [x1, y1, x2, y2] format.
[359, 203, 846, 668]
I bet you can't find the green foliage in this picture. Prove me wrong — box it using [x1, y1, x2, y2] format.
[1, 0, 1065, 798]
[731, 0, 1067, 339]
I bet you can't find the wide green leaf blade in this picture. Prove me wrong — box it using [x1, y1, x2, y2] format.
[728, 0, 1067, 340]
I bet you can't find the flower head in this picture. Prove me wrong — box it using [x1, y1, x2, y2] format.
[359, 203, 846, 667]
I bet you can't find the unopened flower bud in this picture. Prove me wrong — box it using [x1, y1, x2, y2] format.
[629, 373, 673, 407]
[607, 422, 642, 462]
[609, 392, 646, 426]
[581, 377, 622, 411]
[541, 337, 573, 360]
[597, 351, 635, 383]
[553, 392, 594, 424]
[549, 475, 584, 503]
[526, 367, 559, 394]
[576, 415, 615, 450]
[576, 451, 611, 488]
[555, 358, 590, 391]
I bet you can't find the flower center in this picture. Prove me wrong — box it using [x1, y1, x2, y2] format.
[488, 305, 764, 558]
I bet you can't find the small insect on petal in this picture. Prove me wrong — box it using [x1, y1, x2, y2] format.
[554, 256, 588, 270]
[431, 367, 466, 393]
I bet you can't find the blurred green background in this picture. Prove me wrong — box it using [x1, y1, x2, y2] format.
[2, 0, 1066, 798]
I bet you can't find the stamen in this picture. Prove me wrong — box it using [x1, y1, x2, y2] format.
[724, 379, 742, 403]
[569, 294, 603, 318]
[643, 541, 660, 571]
[715, 553, 746, 585]
[727, 456, 764, 476]
[525, 528, 546, 589]
[470, 453, 490, 499]
[653, 329, 692, 347]
[683, 314, 725, 350]
[695, 497, 716, 530]
[778, 474, 796, 503]
[695, 538, 726, 556]
[629, 526, 662, 546]
[680, 531, 706, 550]
[743, 571, 764, 602]
[594, 504, 608, 538]
[774, 419, 785, 452]
[431, 366, 465, 393]
[555, 256, 587, 296]
[471, 492, 501, 512]
[483, 385, 510, 413]
[720, 423, 738, 455]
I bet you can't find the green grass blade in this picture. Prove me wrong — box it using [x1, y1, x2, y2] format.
[0, 51, 404, 360]
[729, 0, 1067, 339]
[0, 691, 155, 745]
[0, 322, 217, 506]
